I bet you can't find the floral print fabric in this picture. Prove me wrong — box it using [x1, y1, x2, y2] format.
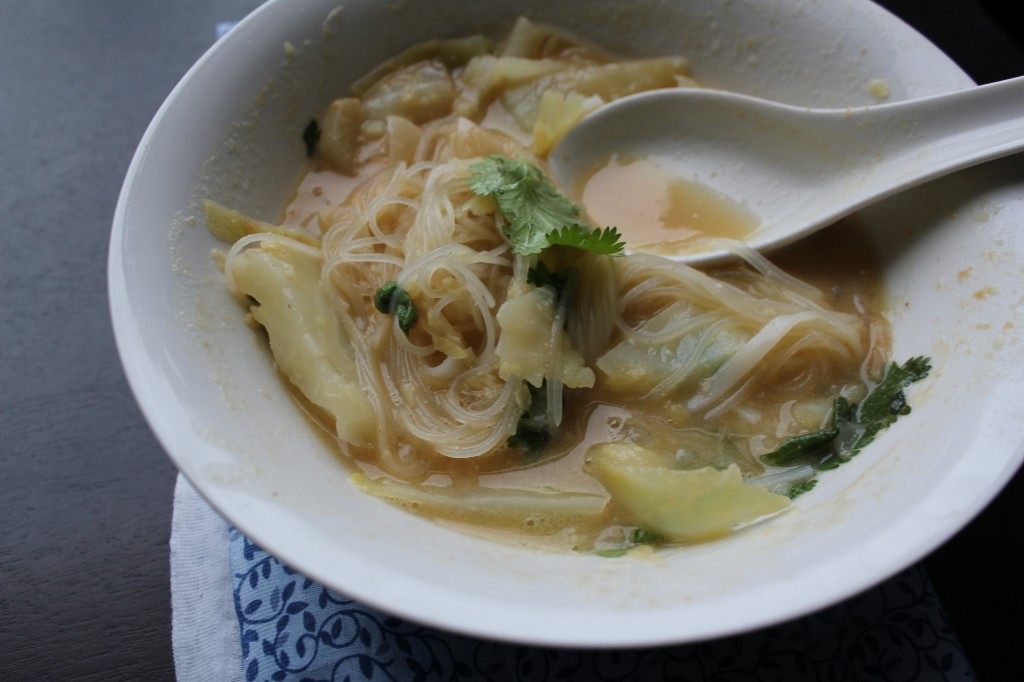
[230, 529, 974, 682]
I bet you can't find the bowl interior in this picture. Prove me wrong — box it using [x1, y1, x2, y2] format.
[110, 0, 1024, 646]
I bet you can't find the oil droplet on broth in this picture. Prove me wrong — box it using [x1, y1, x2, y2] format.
[579, 155, 759, 253]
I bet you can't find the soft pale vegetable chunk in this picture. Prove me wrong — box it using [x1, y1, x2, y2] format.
[384, 115, 422, 164]
[497, 16, 586, 60]
[230, 240, 377, 448]
[587, 443, 789, 542]
[352, 473, 608, 535]
[203, 200, 319, 247]
[596, 303, 749, 394]
[320, 98, 363, 175]
[500, 57, 688, 129]
[361, 61, 456, 125]
[496, 286, 594, 388]
[532, 90, 603, 155]
[351, 35, 492, 95]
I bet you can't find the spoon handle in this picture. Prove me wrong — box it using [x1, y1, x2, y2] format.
[848, 75, 1024, 189]
[548, 74, 1024, 265]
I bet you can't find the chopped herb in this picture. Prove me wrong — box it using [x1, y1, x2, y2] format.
[595, 528, 661, 557]
[507, 382, 553, 456]
[630, 528, 661, 545]
[302, 120, 321, 158]
[762, 356, 931, 470]
[760, 399, 847, 467]
[373, 280, 418, 336]
[372, 281, 398, 313]
[787, 478, 818, 499]
[527, 261, 579, 303]
[468, 155, 624, 257]
[527, 260, 570, 290]
[547, 225, 625, 255]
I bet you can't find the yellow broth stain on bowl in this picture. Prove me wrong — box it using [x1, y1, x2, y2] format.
[579, 155, 759, 254]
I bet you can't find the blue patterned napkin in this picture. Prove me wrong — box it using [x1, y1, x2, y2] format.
[171, 475, 976, 682]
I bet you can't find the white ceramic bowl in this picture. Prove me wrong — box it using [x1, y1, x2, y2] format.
[110, 0, 1024, 646]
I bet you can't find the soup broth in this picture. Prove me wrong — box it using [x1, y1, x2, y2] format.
[580, 155, 760, 250]
[207, 17, 911, 555]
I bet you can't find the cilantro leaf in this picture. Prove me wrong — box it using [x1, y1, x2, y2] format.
[546, 225, 625, 255]
[468, 155, 624, 256]
[761, 397, 848, 467]
[761, 356, 931, 470]
[373, 280, 418, 336]
[526, 260, 571, 292]
[847, 356, 931, 453]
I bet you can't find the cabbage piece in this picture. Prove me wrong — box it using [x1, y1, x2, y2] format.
[496, 286, 594, 388]
[351, 35, 493, 95]
[558, 336, 595, 388]
[596, 303, 749, 395]
[320, 97, 363, 175]
[383, 115, 421, 164]
[532, 89, 604, 156]
[500, 57, 688, 129]
[203, 201, 319, 247]
[352, 473, 608, 535]
[497, 16, 589, 59]
[361, 61, 455, 125]
[230, 239, 376, 448]
[587, 443, 789, 542]
[443, 117, 524, 159]
[491, 57, 570, 91]
[424, 305, 470, 360]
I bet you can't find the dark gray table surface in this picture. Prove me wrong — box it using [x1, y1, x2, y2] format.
[2, 1, 1021, 680]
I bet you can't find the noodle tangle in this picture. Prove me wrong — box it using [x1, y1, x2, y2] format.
[320, 155, 526, 473]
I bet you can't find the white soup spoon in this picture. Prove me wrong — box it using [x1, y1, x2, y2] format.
[548, 76, 1024, 266]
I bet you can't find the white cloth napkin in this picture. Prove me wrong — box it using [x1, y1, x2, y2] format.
[170, 475, 242, 682]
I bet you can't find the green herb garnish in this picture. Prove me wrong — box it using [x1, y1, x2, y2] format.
[526, 260, 572, 294]
[373, 280, 418, 336]
[302, 119, 321, 158]
[850, 355, 931, 451]
[762, 356, 931, 470]
[507, 382, 553, 455]
[546, 225, 625, 255]
[468, 155, 624, 257]
[787, 478, 818, 499]
[630, 528, 661, 545]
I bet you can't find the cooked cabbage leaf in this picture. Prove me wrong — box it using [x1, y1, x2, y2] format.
[352, 473, 608, 535]
[588, 443, 789, 542]
[230, 239, 376, 448]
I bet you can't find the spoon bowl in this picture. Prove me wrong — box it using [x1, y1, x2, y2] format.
[549, 76, 1024, 265]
